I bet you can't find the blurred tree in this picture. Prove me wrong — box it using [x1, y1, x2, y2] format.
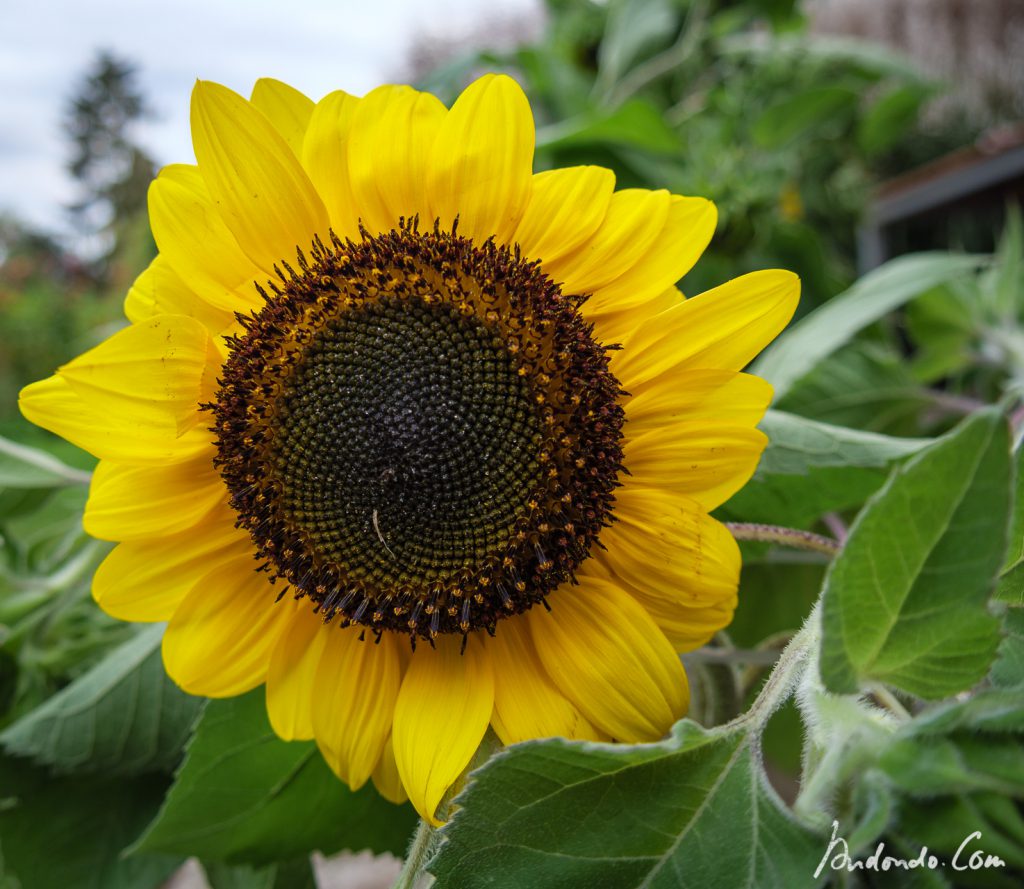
[64, 51, 156, 284]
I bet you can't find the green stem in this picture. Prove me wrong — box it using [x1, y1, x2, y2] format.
[0, 435, 93, 486]
[731, 603, 820, 733]
[392, 818, 437, 889]
[871, 685, 911, 721]
[725, 523, 842, 557]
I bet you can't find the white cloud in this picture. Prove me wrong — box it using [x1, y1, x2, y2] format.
[0, 0, 539, 236]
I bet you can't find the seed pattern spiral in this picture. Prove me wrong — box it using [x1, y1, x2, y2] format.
[209, 220, 624, 641]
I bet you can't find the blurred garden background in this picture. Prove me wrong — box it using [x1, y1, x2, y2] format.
[3, 1, 1024, 887]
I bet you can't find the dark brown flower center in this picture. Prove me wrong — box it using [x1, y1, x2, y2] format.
[210, 221, 624, 641]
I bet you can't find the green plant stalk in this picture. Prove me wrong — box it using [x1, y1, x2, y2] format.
[731, 602, 820, 733]
[725, 522, 842, 557]
[393, 817, 436, 889]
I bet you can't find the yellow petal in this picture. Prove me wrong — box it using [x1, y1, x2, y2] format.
[92, 503, 253, 621]
[585, 195, 717, 315]
[427, 74, 534, 245]
[371, 733, 408, 805]
[543, 189, 670, 295]
[612, 270, 800, 386]
[84, 453, 223, 541]
[514, 166, 615, 265]
[249, 78, 315, 158]
[19, 373, 210, 466]
[624, 370, 772, 435]
[631, 586, 736, 652]
[191, 80, 329, 272]
[596, 490, 740, 650]
[124, 255, 236, 333]
[490, 614, 605, 745]
[55, 314, 215, 437]
[347, 85, 445, 235]
[587, 284, 684, 347]
[266, 606, 331, 741]
[162, 562, 299, 697]
[313, 627, 405, 791]
[148, 165, 264, 314]
[302, 89, 361, 239]
[393, 634, 493, 825]
[623, 421, 767, 510]
[528, 576, 688, 742]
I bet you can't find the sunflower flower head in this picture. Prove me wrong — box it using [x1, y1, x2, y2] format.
[20, 74, 799, 826]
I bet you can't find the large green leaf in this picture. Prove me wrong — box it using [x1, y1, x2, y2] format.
[131, 689, 416, 865]
[430, 721, 823, 889]
[0, 755, 179, 889]
[819, 410, 1011, 698]
[721, 410, 927, 526]
[756, 411, 926, 474]
[1, 624, 203, 774]
[991, 611, 1024, 689]
[752, 253, 985, 399]
[995, 442, 1024, 606]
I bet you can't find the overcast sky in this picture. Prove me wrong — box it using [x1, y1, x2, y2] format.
[0, 0, 540, 238]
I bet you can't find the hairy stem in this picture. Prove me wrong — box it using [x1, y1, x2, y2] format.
[393, 819, 438, 889]
[731, 604, 820, 733]
[725, 522, 842, 557]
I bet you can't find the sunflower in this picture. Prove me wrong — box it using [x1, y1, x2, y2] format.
[19, 75, 798, 825]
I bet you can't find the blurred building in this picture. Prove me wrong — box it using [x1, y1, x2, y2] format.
[811, 0, 1024, 267]
[810, 0, 1024, 127]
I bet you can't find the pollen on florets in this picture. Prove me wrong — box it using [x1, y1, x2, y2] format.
[208, 219, 624, 641]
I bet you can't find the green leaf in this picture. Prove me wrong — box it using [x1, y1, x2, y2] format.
[722, 410, 927, 527]
[985, 203, 1024, 319]
[846, 770, 895, 854]
[898, 793, 1024, 874]
[203, 858, 316, 889]
[203, 861, 277, 889]
[537, 99, 680, 153]
[131, 689, 416, 865]
[904, 284, 977, 384]
[722, 465, 892, 528]
[0, 624, 203, 775]
[775, 342, 931, 435]
[756, 411, 927, 475]
[908, 688, 1024, 735]
[0, 755, 180, 889]
[991, 611, 1024, 689]
[753, 86, 857, 148]
[879, 735, 1024, 797]
[752, 253, 986, 399]
[819, 410, 1011, 698]
[0, 435, 92, 490]
[430, 721, 823, 889]
[858, 83, 931, 157]
[995, 442, 1024, 606]
[723, 34, 925, 82]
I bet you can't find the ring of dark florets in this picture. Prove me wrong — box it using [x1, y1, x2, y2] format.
[207, 219, 624, 642]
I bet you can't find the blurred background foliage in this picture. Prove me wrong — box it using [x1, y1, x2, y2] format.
[2, 1, 1023, 886]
